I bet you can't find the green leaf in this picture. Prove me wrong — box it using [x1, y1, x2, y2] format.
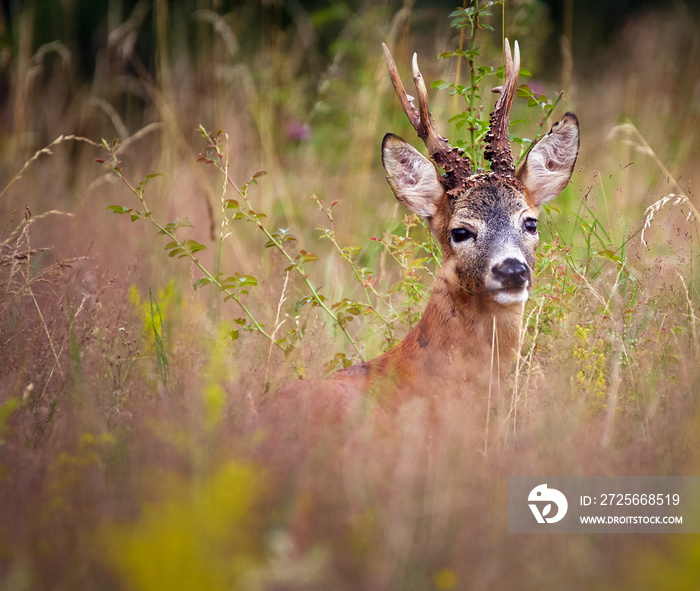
[160, 218, 193, 235]
[517, 84, 532, 98]
[184, 239, 207, 254]
[449, 7, 474, 18]
[265, 227, 297, 248]
[238, 275, 258, 288]
[323, 352, 353, 373]
[342, 245, 362, 260]
[295, 294, 326, 313]
[295, 296, 314, 313]
[138, 172, 164, 188]
[107, 205, 133, 215]
[244, 209, 267, 223]
[193, 277, 211, 290]
[432, 80, 452, 91]
[220, 273, 258, 296]
[297, 250, 319, 264]
[596, 249, 622, 266]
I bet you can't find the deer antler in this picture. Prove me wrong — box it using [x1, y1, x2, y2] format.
[484, 38, 520, 177]
[382, 43, 472, 194]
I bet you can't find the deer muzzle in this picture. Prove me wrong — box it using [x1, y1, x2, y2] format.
[487, 257, 532, 305]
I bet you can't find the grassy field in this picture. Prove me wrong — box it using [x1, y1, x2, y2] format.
[2, 1, 700, 589]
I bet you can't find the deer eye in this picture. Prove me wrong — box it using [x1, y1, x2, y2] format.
[451, 227, 477, 243]
[523, 218, 538, 234]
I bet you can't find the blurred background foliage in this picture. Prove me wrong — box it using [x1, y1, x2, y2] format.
[2, 1, 700, 590]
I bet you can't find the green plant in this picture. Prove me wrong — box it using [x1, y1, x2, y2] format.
[196, 128, 363, 357]
[434, 0, 563, 168]
[100, 124, 450, 372]
[99, 138, 281, 351]
[3, 3, 700, 591]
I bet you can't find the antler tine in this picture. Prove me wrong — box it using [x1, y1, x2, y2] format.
[411, 53, 449, 160]
[382, 43, 421, 131]
[382, 43, 472, 191]
[485, 38, 520, 177]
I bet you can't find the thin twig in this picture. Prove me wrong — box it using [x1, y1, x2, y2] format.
[484, 314, 496, 457]
[0, 135, 100, 201]
[263, 270, 290, 393]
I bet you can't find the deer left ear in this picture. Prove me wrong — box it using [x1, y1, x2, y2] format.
[382, 133, 444, 219]
[517, 112, 579, 206]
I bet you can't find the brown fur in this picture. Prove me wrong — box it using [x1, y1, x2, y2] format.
[334, 181, 529, 401]
[277, 57, 579, 409]
[331, 114, 580, 403]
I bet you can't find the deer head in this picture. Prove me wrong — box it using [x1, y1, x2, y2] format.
[381, 40, 579, 308]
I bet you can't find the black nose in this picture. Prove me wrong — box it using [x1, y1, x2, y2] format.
[491, 258, 531, 289]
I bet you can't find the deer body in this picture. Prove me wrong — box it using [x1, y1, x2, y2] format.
[332, 41, 580, 400]
[335, 277, 525, 396]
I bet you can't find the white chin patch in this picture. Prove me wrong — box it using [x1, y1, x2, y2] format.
[491, 289, 529, 306]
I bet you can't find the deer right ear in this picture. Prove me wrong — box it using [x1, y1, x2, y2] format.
[517, 112, 580, 206]
[382, 133, 444, 219]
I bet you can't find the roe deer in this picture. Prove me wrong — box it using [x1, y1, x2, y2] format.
[331, 39, 580, 401]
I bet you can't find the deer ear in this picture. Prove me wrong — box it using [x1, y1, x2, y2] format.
[382, 133, 444, 219]
[517, 112, 579, 206]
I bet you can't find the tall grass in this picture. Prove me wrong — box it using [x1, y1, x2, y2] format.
[1, 1, 700, 590]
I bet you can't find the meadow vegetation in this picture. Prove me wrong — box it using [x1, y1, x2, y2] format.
[1, 1, 700, 589]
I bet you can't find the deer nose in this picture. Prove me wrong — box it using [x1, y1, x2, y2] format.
[491, 258, 531, 290]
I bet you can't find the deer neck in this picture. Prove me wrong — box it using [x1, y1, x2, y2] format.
[372, 272, 524, 391]
[416, 274, 522, 361]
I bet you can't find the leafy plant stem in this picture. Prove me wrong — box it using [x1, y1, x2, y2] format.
[312, 196, 394, 327]
[201, 129, 362, 356]
[101, 141, 283, 352]
[452, 0, 469, 115]
[468, 0, 480, 166]
[514, 92, 564, 168]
